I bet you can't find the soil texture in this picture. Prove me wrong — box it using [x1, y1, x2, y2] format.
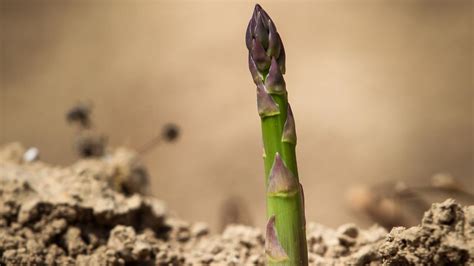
[0, 143, 472, 265]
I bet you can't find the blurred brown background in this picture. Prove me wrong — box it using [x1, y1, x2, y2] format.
[1, 0, 472, 231]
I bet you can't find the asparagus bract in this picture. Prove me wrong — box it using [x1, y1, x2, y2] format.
[246, 4, 308, 266]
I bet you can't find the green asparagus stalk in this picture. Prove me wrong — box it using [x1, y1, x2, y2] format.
[246, 4, 308, 266]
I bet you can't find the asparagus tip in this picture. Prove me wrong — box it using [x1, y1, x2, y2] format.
[265, 215, 289, 262]
[246, 4, 286, 86]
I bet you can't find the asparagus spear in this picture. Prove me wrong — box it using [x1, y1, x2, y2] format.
[246, 4, 308, 265]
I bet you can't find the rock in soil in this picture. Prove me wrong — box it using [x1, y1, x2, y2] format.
[0, 143, 472, 265]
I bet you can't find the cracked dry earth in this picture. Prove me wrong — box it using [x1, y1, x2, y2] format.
[0, 143, 473, 265]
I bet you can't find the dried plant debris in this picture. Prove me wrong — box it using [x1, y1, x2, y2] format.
[74, 130, 107, 158]
[0, 143, 473, 265]
[162, 123, 180, 142]
[66, 102, 92, 129]
[138, 123, 181, 155]
[66, 103, 107, 158]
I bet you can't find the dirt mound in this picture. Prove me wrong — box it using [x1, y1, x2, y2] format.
[378, 199, 473, 265]
[306, 199, 473, 265]
[0, 143, 472, 265]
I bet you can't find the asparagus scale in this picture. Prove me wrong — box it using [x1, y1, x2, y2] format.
[246, 4, 308, 266]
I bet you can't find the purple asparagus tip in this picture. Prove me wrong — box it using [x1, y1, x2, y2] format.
[246, 4, 286, 90]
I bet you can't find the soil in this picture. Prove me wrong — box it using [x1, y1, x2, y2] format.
[0, 143, 472, 265]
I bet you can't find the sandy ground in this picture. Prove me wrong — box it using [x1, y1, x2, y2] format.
[0, 143, 473, 265]
[1, 0, 472, 232]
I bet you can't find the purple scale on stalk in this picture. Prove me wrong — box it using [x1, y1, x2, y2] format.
[257, 84, 280, 118]
[248, 54, 262, 85]
[282, 104, 297, 144]
[267, 22, 281, 58]
[254, 12, 269, 49]
[267, 153, 298, 195]
[265, 215, 289, 262]
[251, 39, 271, 72]
[265, 57, 286, 94]
[277, 43, 286, 74]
